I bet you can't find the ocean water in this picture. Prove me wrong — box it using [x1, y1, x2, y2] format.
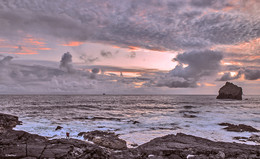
[0, 95, 259, 147]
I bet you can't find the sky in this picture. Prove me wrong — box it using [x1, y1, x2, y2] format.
[0, 0, 259, 94]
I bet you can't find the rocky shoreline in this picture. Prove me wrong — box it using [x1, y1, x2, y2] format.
[1, 113, 260, 159]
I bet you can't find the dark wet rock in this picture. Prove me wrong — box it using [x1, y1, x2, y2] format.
[0, 130, 109, 158]
[0, 113, 109, 158]
[219, 123, 259, 132]
[78, 132, 86, 137]
[55, 125, 63, 131]
[2, 131, 260, 159]
[92, 117, 121, 121]
[111, 133, 260, 159]
[132, 121, 139, 124]
[249, 134, 260, 143]
[180, 110, 198, 118]
[128, 120, 140, 124]
[183, 105, 195, 109]
[233, 136, 248, 142]
[179, 110, 199, 114]
[217, 82, 243, 100]
[150, 127, 178, 131]
[130, 143, 138, 147]
[183, 113, 197, 118]
[82, 130, 127, 150]
[234, 135, 260, 143]
[0, 113, 22, 131]
[1, 113, 260, 159]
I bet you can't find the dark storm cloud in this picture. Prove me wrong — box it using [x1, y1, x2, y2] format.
[82, 65, 162, 74]
[79, 54, 99, 64]
[0, 0, 259, 51]
[172, 50, 223, 78]
[190, 0, 216, 7]
[91, 68, 100, 74]
[217, 71, 242, 81]
[156, 50, 223, 88]
[244, 69, 260, 80]
[100, 50, 113, 58]
[0, 10, 91, 41]
[157, 78, 197, 88]
[60, 52, 74, 73]
[218, 65, 260, 81]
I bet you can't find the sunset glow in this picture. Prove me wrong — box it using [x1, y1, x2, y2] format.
[62, 41, 84, 47]
[0, 0, 259, 94]
[1, 2, 260, 157]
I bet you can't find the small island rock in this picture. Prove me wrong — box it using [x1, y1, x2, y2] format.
[217, 82, 242, 100]
[55, 125, 63, 131]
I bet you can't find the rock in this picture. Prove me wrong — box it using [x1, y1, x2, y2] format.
[234, 135, 260, 143]
[1, 113, 260, 159]
[55, 126, 63, 131]
[233, 136, 248, 142]
[183, 113, 197, 118]
[0, 129, 109, 158]
[0, 113, 22, 131]
[130, 143, 138, 147]
[83, 130, 127, 150]
[168, 154, 182, 159]
[219, 123, 259, 132]
[216, 151, 225, 159]
[217, 82, 243, 100]
[78, 132, 86, 137]
[249, 134, 260, 143]
[2, 130, 260, 159]
[111, 133, 260, 159]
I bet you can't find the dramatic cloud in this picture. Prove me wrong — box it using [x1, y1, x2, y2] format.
[91, 68, 100, 74]
[217, 71, 242, 81]
[60, 52, 74, 73]
[79, 54, 99, 64]
[90, 68, 100, 79]
[0, 0, 259, 51]
[156, 50, 223, 88]
[244, 69, 260, 80]
[0, 0, 259, 94]
[0, 54, 154, 93]
[100, 50, 113, 58]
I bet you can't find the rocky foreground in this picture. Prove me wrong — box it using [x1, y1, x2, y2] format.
[1, 113, 260, 159]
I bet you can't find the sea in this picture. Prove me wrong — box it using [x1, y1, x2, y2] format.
[0, 95, 259, 147]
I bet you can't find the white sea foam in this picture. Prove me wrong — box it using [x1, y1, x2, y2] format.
[1, 95, 260, 147]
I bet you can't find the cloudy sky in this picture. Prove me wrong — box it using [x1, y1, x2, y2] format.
[0, 0, 259, 94]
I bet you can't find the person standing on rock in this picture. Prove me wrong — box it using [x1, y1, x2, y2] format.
[66, 132, 70, 139]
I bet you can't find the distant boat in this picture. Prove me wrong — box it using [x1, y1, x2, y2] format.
[103, 93, 106, 95]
